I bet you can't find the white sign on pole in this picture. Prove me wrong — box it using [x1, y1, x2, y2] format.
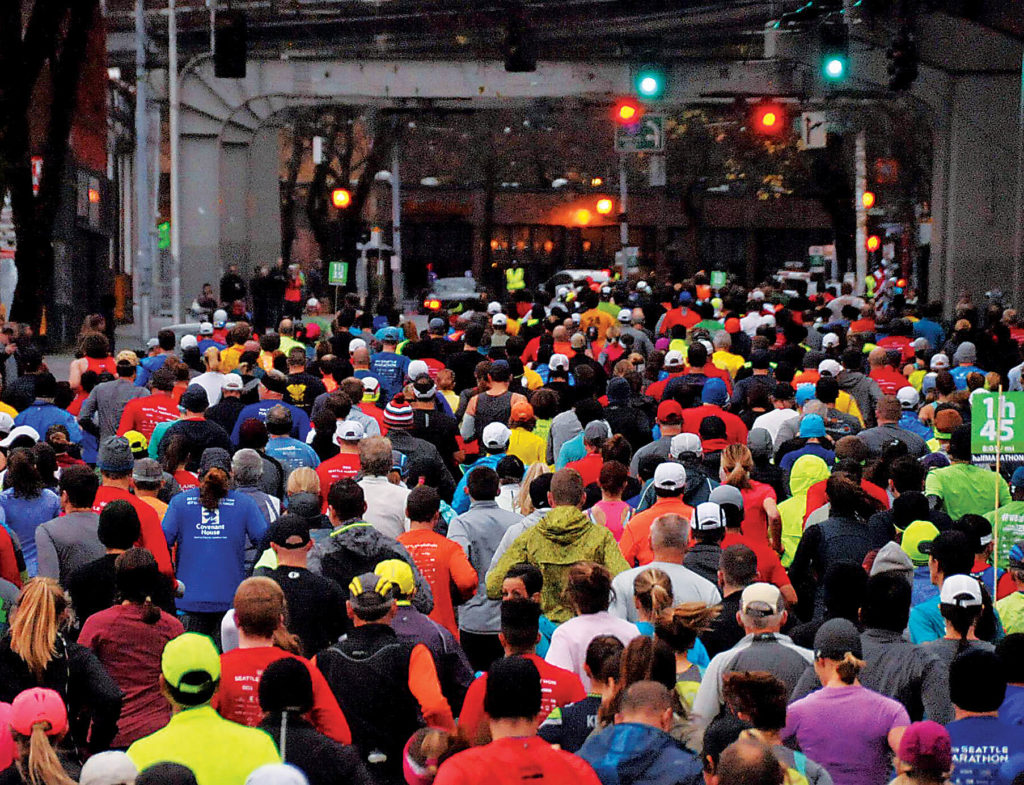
[800, 112, 827, 149]
[312, 136, 324, 165]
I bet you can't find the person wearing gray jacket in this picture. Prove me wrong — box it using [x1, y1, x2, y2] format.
[837, 348, 883, 428]
[447, 465, 522, 672]
[788, 572, 952, 724]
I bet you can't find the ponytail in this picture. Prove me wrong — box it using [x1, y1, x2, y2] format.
[940, 601, 983, 654]
[720, 444, 753, 490]
[835, 651, 866, 685]
[633, 569, 673, 620]
[140, 596, 160, 625]
[200, 468, 229, 510]
[19, 724, 74, 785]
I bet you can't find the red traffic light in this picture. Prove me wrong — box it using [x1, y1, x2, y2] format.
[896, 278, 907, 289]
[866, 234, 881, 252]
[750, 101, 787, 135]
[862, 191, 876, 209]
[614, 99, 643, 125]
[331, 188, 352, 209]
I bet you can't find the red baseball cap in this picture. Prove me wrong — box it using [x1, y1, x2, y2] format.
[10, 688, 67, 737]
[897, 721, 952, 774]
[657, 400, 684, 423]
[724, 317, 741, 333]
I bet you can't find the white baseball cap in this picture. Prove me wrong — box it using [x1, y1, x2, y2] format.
[822, 333, 840, 349]
[692, 502, 726, 532]
[897, 386, 919, 410]
[482, 422, 511, 449]
[492, 313, 508, 327]
[0, 425, 38, 448]
[617, 308, 632, 323]
[653, 462, 687, 491]
[198, 322, 214, 336]
[306, 297, 319, 309]
[222, 374, 244, 392]
[549, 353, 570, 372]
[931, 353, 950, 370]
[334, 420, 365, 443]
[487, 301, 503, 315]
[213, 308, 228, 326]
[348, 338, 367, 353]
[741, 583, 783, 617]
[0, 412, 14, 435]
[406, 360, 430, 381]
[818, 359, 842, 377]
[180, 335, 198, 350]
[670, 433, 702, 458]
[664, 350, 685, 369]
[939, 574, 982, 608]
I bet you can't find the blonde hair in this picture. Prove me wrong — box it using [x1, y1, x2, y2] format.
[515, 463, 550, 515]
[286, 466, 320, 496]
[16, 724, 74, 785]
[633, 568, 673, 620]
[720, 443, 753, 490]
[10, 579, 66, 680]
[655, 602, 722, 653]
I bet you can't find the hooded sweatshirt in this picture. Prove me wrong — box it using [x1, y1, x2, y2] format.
[577, 722, 703, 785]
[836, 370, 882, 428]
[486, 506, 630, 622]
[777, 455, 831, 568]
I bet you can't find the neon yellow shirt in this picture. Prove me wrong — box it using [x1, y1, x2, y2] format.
[712, 350, 745, 379]
[509, 428, 547, 467]
[128, 704, 280, 785]
[996, 591, 1024, 635]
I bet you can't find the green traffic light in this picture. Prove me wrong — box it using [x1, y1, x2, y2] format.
[634, 67, 666, 99]
[823, 56, 846, 80]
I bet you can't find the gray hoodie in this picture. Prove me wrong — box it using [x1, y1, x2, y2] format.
[837, 369, 882, 428]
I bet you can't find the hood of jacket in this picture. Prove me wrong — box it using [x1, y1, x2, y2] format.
[582, 723, 691, 785]
[787, 454, 831, 496]
[537, 506, 593, 545]
[837, 369, 868, 390]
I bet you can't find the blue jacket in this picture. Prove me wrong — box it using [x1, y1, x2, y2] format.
[451, 453, 506, 514]
[899, 412, 934, 442]
[14, 401, 83, 443]
[230, 401, 310, 445]
[134, 354, 169, 387]
[578, 723, 702, 785]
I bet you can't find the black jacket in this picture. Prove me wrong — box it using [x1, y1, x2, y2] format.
[0, 635, 122, 756]
[259, 714, 374, 785]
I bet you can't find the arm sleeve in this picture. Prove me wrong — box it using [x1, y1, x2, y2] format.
[70, 643, 124, 753]
[390, 540, 434, 615]
[408, 644, 455, 732]
[920, 655, 953, 724]
[64, 412, 83, 444]
[459, 414, 476, 443]
[543, 629, 574, 673]
[79, 392, 98, 421]
[162, 498, 180, 549]
[308, 662, 353, 744]
[608, 574, 631, 619]
[34, 528, 59, 581]
[456, 676, 487, 745]
[116, 401, 135, 437]
[603, 533, 631, 576]
[786, 526, 819, 589]
[449, 546, 480, 600]
[690, 653, 727, 742]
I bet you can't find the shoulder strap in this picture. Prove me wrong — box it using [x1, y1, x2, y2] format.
[792, 750, 807, 776]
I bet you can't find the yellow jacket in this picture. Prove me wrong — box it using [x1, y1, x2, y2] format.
[508, 428, 547, 467]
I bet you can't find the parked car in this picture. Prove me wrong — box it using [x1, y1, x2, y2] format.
[421, 276, 487, 313]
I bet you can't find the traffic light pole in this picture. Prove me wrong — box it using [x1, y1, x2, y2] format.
[135, 0, 152, 341]
[854, 130, 868, 293]
[391, 146, 403, 306]
[618, 154, 629, 248]
[168, 0, 182, 321]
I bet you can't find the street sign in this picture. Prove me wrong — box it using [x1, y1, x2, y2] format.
[710, 270, 727, 289]
[971, 392, 1024, 460]
[615, 246, 639, 273]
[614, 115, 665, 153]
[328, 261, 349, 286]
[800, 112, 827, 149]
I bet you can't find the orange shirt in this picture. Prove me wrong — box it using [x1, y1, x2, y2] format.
[579, 308, 616, 342]
[619, 497, 694, 567]
[397, 528, 478, 637]
[117, 392, 180, 440]
[317, 453, 361, 510]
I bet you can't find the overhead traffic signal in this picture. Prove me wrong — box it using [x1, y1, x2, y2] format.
[887, 25, 919, 91]
[634, 63, 667, 100]
[614, 98, 643, 125]
[866, 234, 881, 253]
[595, 198, 614, 215]
[331, 188, 352, 209]
[503, 1, 536, 73]
[862, 191, 876, 209]
[820, 20, 849, 83]
[750, 101, 787, 136]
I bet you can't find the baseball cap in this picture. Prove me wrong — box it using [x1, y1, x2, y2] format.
[799, 414, 826, 438]
[482, 422, 511, 450]
[897, 387, 920, 409]
[334, 420, 365, 443]
[222, 374, 244, 392]
[198, 322, 214, 336]
[709, 483, 744, 510]
[822, 333, 840, 349]
[692, 502, 726, 533]
[912, 337, 931, 352]
[348, 337, 367, 353]
[617, 308, 632, 323]
[348, 572, 397, 616]
[653, 462, 686, 491]
[795, 384, 816, 407]
[132, 457, 162, 483]
[487, 301, 503, 315]
[747, 428, 773, 459]
[818, 358, 842, 377]
[931, 353, 950, 370]
[679, 291, 693, 305]
[492, 313, 508, 327]
[374, 559, 416, 598]
[939, 574, 983, 608]
[180, 335, 198, 351]
[246, 764, 309, 785]
[10, 688, 67, 737]
[124, 430, 148, 457]
[548, 353, 570, 372]
[813, 617, 862, 660]
[266, 515, 312, 550]
[162, 632, 221, 695]
[428, 317, 445, 332]
[657, 400, 684, 424]
[361, 376, 381, 402]
[0, 413, 13, 437]
[79, 751, 139, 785]
[897, 722, 952, 775]
[96, 435, 132, 473]
[740, 583, 783, 617]
[305, 297, 319, 309]
[179, 385, 210, 413]
[146, 337, 159, 349]
[406, 360, 431, 382]
[584, 421, 612, 442]
[213, 308, 228, 326]
[115, 349, 139, 367]
[664, 350, 685, 369]
[670, 433, 702, 458]
[382, 327, 403, 343]
[510, 401, 535, 423]
[919, 529, 971, 564]
[901, 520, 941, 565]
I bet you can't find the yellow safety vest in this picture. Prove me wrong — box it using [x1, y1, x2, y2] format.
[505, 267, 525, 291]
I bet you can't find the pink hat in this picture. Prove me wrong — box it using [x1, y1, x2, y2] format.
[897, 721, 952, 774]
[10, 688, 67, 737]
[0, 703, 14, 770]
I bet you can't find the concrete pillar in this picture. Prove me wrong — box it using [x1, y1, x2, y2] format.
[179, 135, 221, 310]
[247, 126, 282, 277]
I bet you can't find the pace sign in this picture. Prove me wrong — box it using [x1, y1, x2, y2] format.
[971, 392, 1024, 461]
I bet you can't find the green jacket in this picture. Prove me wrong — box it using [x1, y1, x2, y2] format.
[486, 506, 630, 623]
